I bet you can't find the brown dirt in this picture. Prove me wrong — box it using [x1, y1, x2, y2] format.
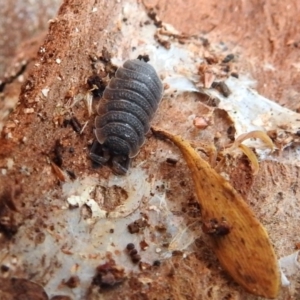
[151, 0, 300, 112]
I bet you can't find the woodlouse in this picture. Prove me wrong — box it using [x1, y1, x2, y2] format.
[90, 59, 163, 174]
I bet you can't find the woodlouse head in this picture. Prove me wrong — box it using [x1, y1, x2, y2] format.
[102, 137, 130, 157]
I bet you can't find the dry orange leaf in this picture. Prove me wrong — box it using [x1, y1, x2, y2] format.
[232, 130, 275, 150]
[238, 144, 260, 175]
[152, 126, 280, 298]
[224, 130, 275, 175]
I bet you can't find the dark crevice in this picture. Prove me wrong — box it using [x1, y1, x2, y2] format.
[0, 63, 28, 93]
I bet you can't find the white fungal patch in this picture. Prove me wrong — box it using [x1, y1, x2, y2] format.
[206, 76, 300, 152]
[9, 165, 200, 299]
[279, 251, 300, 286]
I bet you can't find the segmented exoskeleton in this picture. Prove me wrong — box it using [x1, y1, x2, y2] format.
[90, 59, 163, 174]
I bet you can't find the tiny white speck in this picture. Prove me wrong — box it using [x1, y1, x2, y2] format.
[92, 7, 97, 12]
[18, 75, 24, 83]
[67, 195, 80, 208]
[41, 88, 50, 97]
[155, 248, 161, 253]
[11, 257, 18, 265]
[24, 108, 34, 114]
[48, 19, 56, 24]
[148, 205, 159, 212]
[56, 58, 61, 64]
[6, 158, 14, 170]
[1, 169, 7, 175]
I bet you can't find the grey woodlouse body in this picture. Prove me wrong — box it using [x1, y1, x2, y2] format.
[90, 59, 163, 174]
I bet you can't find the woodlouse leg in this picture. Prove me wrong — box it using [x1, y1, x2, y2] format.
[112, 155, 131, 175]
[89, 140, 110, 165]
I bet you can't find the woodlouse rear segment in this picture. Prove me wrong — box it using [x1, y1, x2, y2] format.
[90, 59, 163, 174]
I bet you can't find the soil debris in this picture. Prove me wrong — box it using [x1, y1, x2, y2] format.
[92, 260, 126, 291]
